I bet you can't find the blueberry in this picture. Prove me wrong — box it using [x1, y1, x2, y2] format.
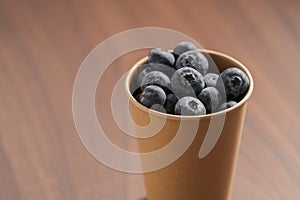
[150, 104, 166, 113]
[136, 67, 152, 86]
[204, 73, 219, 87]
[217, 101, 237, 111]
[175, 50, 209, 75]
[171, 67, 205, 97]
[139, 85, 166, 108]
[141, 71, 171, 88]
[173, 41, 198, 56]
[148, 48, 175, 67]
[164, 94, 178, 114]
[216, 67, 249, 100]
[174, 96, 206, 116]
[198, 87, 221, 114]
[136, 63, 175, 86]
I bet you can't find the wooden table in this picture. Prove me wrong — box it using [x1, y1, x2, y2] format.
[1, 0, 299, 199]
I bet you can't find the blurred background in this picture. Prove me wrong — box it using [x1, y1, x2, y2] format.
[1, 0, 300, 199]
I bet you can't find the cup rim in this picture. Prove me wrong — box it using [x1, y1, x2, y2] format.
[125, 49, 254, 120]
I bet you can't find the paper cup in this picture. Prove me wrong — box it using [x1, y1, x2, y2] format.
[125, 50, 254, 200]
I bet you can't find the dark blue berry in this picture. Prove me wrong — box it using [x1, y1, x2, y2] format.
[174, 96, 206, 116]
[139, 85, 166, 108]
[171, 67, 205, 97]
[175, 50, 209, 75]
[204, 73, 219, 87]
[150, 104, 166, 113]
[164, 94, 178, 114]
[136, 63, 175, 86]
[141, 71, 171, 88]
[148, 48, 175, 67]
[198, 87, 221, 114]
[217, 101, 237, 111]
[173, 41, 198, 56]
[216, 67, 249, 100]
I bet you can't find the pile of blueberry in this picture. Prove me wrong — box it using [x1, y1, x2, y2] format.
[132, 41, 250, 116]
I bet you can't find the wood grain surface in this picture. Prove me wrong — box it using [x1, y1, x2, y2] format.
[1, 0, 300, 199]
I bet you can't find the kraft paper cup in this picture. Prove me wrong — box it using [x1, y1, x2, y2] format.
[125, 50, 254, 200]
